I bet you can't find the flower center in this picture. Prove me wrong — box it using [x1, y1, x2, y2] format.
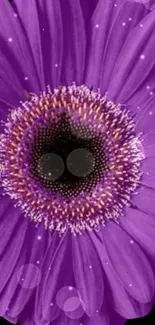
[67, 148, 94, 177]
[0, 84, 144, 234]
[37, 152, 65, 181]
[29, 112, 105, 197]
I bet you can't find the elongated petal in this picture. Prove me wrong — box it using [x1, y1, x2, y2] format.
[0, 313, 18, 325]
[0, 208, 28, 293]
[143, 130, 155, 157]
[0, 51, 26, 109]
[99, 1, 148, 95]
[0, 1, 41, 93]
[90, 231, 152, 319]
[72, 232, 104, 316]
[18, 298, 50, 325]
[53, 313, 80, 325]
[134, 99, 155, 134]
[80, 0, 99, 26]
[12, 0, 45, 89]
[13, 0, 62, 88]
[131, 187, 155, 217]
[85, 0, 149, 91]
[121, 208, 155, 257]
[0, 196, 16, 255]
[82, 310, 110, 325]
[59, 0, 86, 85]
[102, 221, 154, 303]
[11, 0, 86, 87]
[0, 217, 28, 317]
[107, 10, 155, 103]
[7, 222, 51, 318]
[85, 0, 125, 89]
[141, 158, 155, 189]
[34, 232, 70, 323]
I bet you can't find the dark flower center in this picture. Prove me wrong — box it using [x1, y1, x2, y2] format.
[0, 84, 144, 234]
[30, 113, 106, 196]
[37, 152, 65, 181]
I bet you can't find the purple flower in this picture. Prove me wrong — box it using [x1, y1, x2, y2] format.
[0, 1, 155, 325]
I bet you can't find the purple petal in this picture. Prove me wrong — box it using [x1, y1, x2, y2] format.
[125, 73, 155, 118]
[131, 187, 155, 217]
[13, 0, 86, 87]
[13, 0, 62, 89]
[72, 232, 104, 316]
[142, 130, 155, 157]
[53, 313, 81, 325]
[6, 222, 51, 318]
[0, 196, 22, 256]
[0, 197, 28, 294]
[107, 10, 155, 103]
[89, 231, 153, 319]
[84, 0, 125, 90]
[80, 0, 99, 26]
[11, 0, 45, 90]
[0, 50, 26, 109]
[120, 207, 155, 257]
[135, 100, 155, 135]
[59, 0, 86, 85]
[109, 311, 126, 325]
[19, 318, 37, 325]
[0, 313, 18, 325]
[82, 310, 110, 325]
[141, 158, 155, 189]
[128, 0, 155, 10]
[102, 221, 154, 303]
[34, 232, 70, 323]
[0, 217, 28, 316]
[99, 1, 148, 95]
[18, 298, 45, 325]
[142, 157, 155, 172]
[0, 193, 51, 319]
[0, 1, 41, 93]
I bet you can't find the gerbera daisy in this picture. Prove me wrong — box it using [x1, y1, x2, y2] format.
[0, 0, 155, 324]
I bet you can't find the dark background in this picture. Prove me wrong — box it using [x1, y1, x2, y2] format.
[0, 307, 155, 325]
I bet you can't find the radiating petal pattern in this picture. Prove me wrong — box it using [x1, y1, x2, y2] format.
[99, 1, 149, 95]
[90, 230, 152, 319]
[0, 1, 42, 94]
[107, 10, 155, 103]
[121, 208, 155, 257]
[102, 221, 154, 303]
[0, 1, 155, 325]
[72, 232, 104, 316]
[84, 0, 125, 89]
[34, 232, 71, 323]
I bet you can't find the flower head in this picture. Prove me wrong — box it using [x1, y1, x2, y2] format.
[0, 84, 144, 235]
[0, 1, 155, 325]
